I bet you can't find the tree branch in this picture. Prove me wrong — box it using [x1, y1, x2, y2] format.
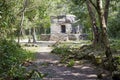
[89, 0, 100, 14]
[17, 0, 28, 15]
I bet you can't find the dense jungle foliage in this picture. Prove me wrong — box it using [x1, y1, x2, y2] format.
[0, 0, 120, 79]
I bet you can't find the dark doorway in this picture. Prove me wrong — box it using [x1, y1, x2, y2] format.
[61, 25, 66, 33]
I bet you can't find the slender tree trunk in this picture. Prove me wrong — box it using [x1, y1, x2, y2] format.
[21, 28, 25, 36]
[18, 12, 24, 43]
[86, 0, 100, 47]
[18, 0, 28, 44]
[28, 28, 31, 43]
[104, 0, 110, 25]
[31, 27, 37, 43]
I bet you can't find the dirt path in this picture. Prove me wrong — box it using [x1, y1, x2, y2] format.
[31, 52, 97, 80]
[27, 44, 111, 80]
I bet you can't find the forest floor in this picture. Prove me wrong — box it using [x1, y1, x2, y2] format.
[23, 41, 112, 80]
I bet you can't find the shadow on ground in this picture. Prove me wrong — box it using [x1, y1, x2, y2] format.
[29, 52, 100, 80]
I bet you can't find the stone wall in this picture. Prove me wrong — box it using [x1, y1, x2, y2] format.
[50, 23, 72, 34]
[50, 33, 67, 41]
[40, 34, 50, 41]
[40, 34, 88, 41]
[68, 34, 76, 40]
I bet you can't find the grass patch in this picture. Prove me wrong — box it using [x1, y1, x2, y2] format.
[67, 59, 75, 67]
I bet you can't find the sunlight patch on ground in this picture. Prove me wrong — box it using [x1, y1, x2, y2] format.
[38, 47, 53, 52]
[87, 74, 97, 78]
[44, 78, 64, 80]
[81, 66, 91, 69]
[72, 73, 81, 76]
[23, 47, 53, 53]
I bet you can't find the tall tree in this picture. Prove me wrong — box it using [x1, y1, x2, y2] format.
[96, 0, 114, 71]
[17, 0, 28, 43]
[86, 0, 99, 46]
[71, 0, 115, 71]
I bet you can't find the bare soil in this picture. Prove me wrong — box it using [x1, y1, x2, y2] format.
[23, 41, 111, 80]
[28, 48, 111, 80]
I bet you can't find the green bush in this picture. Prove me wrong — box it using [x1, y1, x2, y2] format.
[0, 39, 34, 79]
[52, 44, 71, 56]
[108, 11, 120, 38]
[110, 39, 120, 50]
[52, 44, 89, 63]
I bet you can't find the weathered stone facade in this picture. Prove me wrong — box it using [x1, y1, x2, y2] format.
[50, 15, 83, 41]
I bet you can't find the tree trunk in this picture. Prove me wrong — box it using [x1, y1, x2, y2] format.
[97, 0, 114, 71]
[87, 0, 115, 71]
[18, 0, 28, 44]
[18, 12, 24, 43]
[99, 12, 114, 71]
[31, 27, 37, 43]
[86, 0, 100, 47]
[28, 28, 31, 43]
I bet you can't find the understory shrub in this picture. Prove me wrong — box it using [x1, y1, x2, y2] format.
[52, 41, 120, 79]
[51, 45, 71, 56]
[110, 39, 120, 50]
[0, 39, 34, 79]
[51, 43, 93, 63]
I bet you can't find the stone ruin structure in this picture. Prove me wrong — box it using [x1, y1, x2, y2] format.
[50, 14, 84, 41]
